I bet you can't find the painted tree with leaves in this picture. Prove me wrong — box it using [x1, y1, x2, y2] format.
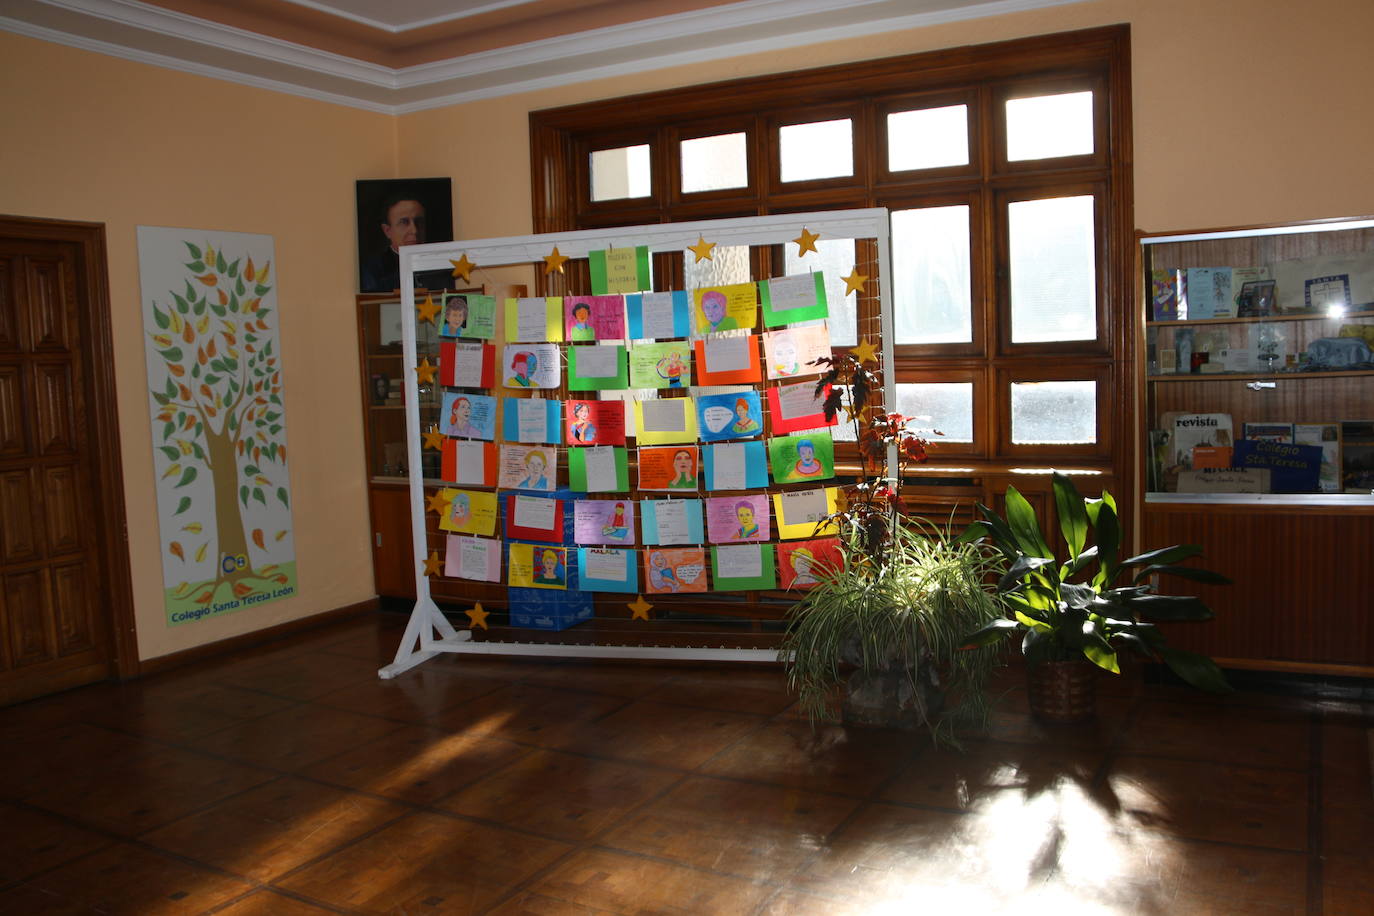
[148, 240, 289, 602]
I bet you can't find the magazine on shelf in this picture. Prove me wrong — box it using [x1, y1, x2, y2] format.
[1166, 412, 1234, 470]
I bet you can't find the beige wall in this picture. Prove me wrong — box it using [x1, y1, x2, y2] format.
[0, 32, 396, 660]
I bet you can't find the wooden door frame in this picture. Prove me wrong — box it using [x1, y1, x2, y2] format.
[1, 214, 139, 677]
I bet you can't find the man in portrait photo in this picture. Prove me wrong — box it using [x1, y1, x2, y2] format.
[356, 178, 453, 292]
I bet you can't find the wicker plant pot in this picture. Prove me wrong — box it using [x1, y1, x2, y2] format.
[1026, 660, 1097, 723]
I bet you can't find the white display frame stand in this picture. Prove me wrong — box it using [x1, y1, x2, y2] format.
[380, 208, 893, 678]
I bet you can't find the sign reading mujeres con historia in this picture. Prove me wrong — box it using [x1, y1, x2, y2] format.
[137, 227, 297, 625]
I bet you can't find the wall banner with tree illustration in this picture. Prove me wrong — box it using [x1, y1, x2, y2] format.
[137, 226, 296, 625]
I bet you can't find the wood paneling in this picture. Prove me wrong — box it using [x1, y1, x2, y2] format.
[5, 569, 52, 669]
[0, 258, 15, 351]
[0, 469, 39, 564]
[26, 255, 70, 351]
[41, 466, 81, 555]
[0, 365, 24, 458]
[34, 363, 76, 456]
[51, 562, 94, 656]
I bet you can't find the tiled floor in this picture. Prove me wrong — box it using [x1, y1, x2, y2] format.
[1, 612, 1371, 915]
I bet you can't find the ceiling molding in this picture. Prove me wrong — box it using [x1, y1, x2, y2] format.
[3, 0, 1092, 114]
[276, 0, 546, 34]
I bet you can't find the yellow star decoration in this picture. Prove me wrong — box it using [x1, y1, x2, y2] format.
[416, 294, 440, 325]
[466, 603, 490, 630]
[841, 268, 868, 296]
[449, 254, 475, 283]
[422, 550, 442, 577]
[426, 490, 449, 515]
[544, 246, 570, 275]
[628, 594, 653, 621]
[793, 227, 821, 256]
[842, 402, 861, 423]
[687, 235, 716, 264]
[414, 358, 437, 384]
[850, 338, 878, 365]
[834, 489, 850, 512]
[423, 430, 445, 450]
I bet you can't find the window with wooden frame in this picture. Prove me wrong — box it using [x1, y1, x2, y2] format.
[531, 26, 1135, 490]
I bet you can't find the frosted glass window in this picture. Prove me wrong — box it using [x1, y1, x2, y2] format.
[785, 238, 857, 347]
[684, 244, 750, 290]
[590, 144, 650, 201]
[887, 105, 969, 171]
[681, 132, 748, 192]
[830, 386, 856, 442]
[1010, 381, 1096, 444]
[779, 119, 853, 182]
[1008, 195, 1096, 343]
[892, 206, 971, 344]
[1006, 91, 1094, 161]
[895, 383, 973, 442]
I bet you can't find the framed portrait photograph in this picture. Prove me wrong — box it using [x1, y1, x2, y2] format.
[355, 177, 454, 293]
[1236, 279, 1277, 317]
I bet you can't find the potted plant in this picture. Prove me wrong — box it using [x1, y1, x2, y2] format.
[960, 472, 1231, 722]
[781, 352, 1006, 741]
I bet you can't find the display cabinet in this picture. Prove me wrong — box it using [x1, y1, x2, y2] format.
[1138, 217, 1374, 672]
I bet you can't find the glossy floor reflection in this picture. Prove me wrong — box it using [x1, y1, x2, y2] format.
[1, 613, 1370, 914]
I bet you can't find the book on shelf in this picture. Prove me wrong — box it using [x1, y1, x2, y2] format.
[1293, 422, 1342, 493]
[1150, 269, 1180, 321]
[1165, 412, 1233, 471]
[1184, 267, 1235, 319]
[1243, 422, 1294, 443]
[1232, 439, 1323, 493]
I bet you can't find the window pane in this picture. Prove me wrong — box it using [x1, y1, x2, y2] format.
[895, 383, 972, 442]
[684, 244, 750, 290]
[1005, 90, 1093, 161]
[681, 132, 748, 193]
[887, 104, 969, 171]
[830, 385, 856, 442]
[779, 119, 853, 182]
[1010, 380, 1096, 444]
[892, 206, 971, 344]
[785, 238, 857, 347]
[1008, 195, 1096, 343]
[590, 144, 650, 201]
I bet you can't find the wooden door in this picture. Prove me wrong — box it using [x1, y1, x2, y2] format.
[0, 218, 135, 705]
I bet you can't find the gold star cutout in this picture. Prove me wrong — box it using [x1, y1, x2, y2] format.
[426, 490, 449, 515]
[423, 430, 445, 450]
[850, 339, 878, 365]
[544, 246, 569, 275]
[466, 603, 490, 630]
[422, 550, 442, 577]
[416, 294, 440, 325]
[628, 594, 653, 621]
[841, 268, 868, 296]
[414, 358, 437, 384]
[842, 402, 860, 423]
[449, 254, 475, 283]
[687, 236, 716, 264]
[834, 489, 849, 512]
[793, 227, 821, 256]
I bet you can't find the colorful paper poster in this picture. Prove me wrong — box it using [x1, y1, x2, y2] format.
[762, 324, 831, 380]
[711, 544, 777, 591]
[778, 537, 842, 590]
[639, 498, 705, 545]
[705, 494, 770, 544]
[634, 397, 699, 445]
[771, 487, 840, 540]
[577, 547, 639, 592]
[439, 293, 496, 339]
[439, 341, 495, 389]
[441, 439, 497, 487]
[627, 290, 690, 339]
[768, 432, 835, 484]
[502, 397, 562, 445]
[643, 547, 708, 594]
[439, 392, 497, 440]
[629, 341, 692, 389]
[568, 445, 629, 492]
[760, 272, 828, 326]
[702, 441, 769, 490]
[693, 334, 761, 385]
[696, 390, 763, 443]
[565, 399, 626, 446]
[503, 343, 560, 389]
[638, 445, 699, 491]
[564, 295, 626, 341]
[573, 499, 636, 546]
[692, 282, 757, 334]
[505, 297, 564, 342]
[768, 380, 838, 434]
[589, 246, 651, 295]
[1150, 270, 1180, 322]
[438, 488, 498, 536]
[509, 542, 568, 590]
[504, 493, 564, 543]
[498, 444, 558, 491]
[567, 344, 629, 390]
[444, 534, 502, 582]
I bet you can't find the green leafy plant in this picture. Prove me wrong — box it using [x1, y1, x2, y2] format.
[960, 472, 1231, 692]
